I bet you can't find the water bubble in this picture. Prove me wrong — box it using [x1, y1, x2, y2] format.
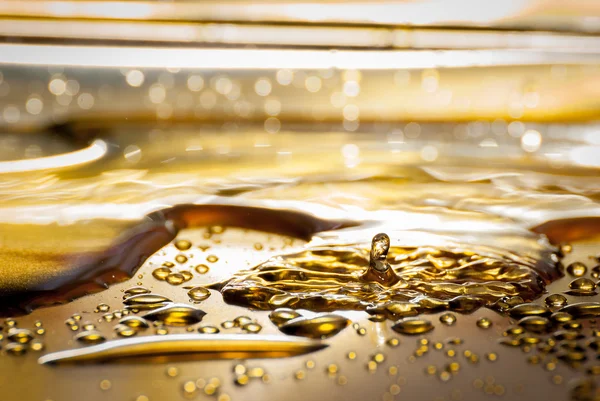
[206, 255, 219, 263]
[175, 255, 188, 264]
[97, 303, 110, 313]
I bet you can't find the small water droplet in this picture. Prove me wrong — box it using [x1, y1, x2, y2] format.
[97, 303, 110, 313]
[242, 323, 262, 333]
[7, 329, 33, 344]
[566, 262, 587, 277]
[195, 264, 210, 274]
[74, 330, 106, 344]
[476, 317, 492, 329]
[175, 240, 192, 251]
[439, 313, 457, 326]
[5, 342, 27, 355]
[198, 326, 220, 334]
[207, 255, 219, 263]
[152, 267, 171, 280]
[175, 254, 188, 264]
[188, 287, 211, 302]
[119, 316, 150, 329]
[234, 316, 253, 327]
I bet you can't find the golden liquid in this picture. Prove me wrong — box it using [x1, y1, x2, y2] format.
[1, 128, 600, 401]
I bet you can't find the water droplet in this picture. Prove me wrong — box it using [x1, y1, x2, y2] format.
[278, 314, 350, 339]
[124, 286, 150, 299]
[74, 330, 106, 344]
[386, 338, 400, 347]
[100, 380, 112, 390]
[566, 262, 587, 277]
[242, 323, 262, 333]
[114, 324, 137, 337]
[30, 340, 45, 351]
[517, 316, 551, 333]
[207, 255, 219, 263]
[592, 265, 600, 279]
[235, 374, 250, 385]
[195, 264, 210, 274]
[5, 342, 27, 355]
[97, 303, 110, 312]
[269, 308, 302, 327]
[175, 240, 192, 251]
[509, 303, 549, 318]
[439, 313, 457, 326]
[253, 243, 263, 251]
[152, 267, 170, 281]
[392, 318, 434, 335]
[567, 278, 597, 295]
[476, 317, 492, 329]
[187, 287, 211, 302]
[545, 294, 567, 307]
[142, 303, 206, 326]
[361, 233, 401, 286]
[559, 302, 600, 318]
[175, 254, 188, 264]
[124, 294, 172, 308]
[181, 271, 193, 282]
[166, 273, 185, 285]
[221, 320, 235, 329]
[198, 326, 220, 334]
[119, 316, 150, 329]
[7, 329, 33, 344]
[233, 316, 253, 327]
